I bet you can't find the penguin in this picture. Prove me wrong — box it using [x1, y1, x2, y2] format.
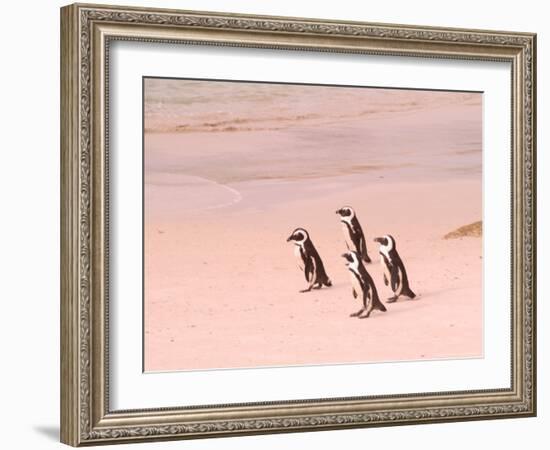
[335, 206, 372, 263]
[373, 235, 416, 302]
[286, 228, 332, 293]
[341, 251, 386, 318]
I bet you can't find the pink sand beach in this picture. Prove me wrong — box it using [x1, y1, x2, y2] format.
[143, 79, 482, 372]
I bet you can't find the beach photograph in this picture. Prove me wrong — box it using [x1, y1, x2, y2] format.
[143, 78, 483, 372]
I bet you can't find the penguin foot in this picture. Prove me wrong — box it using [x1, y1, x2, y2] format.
[350, 311, 362, 317]
[300, 288, 312, 293]
[358, 312, 372, 319]
[386, 296, 398, 303]
[313, 284, 322, 290]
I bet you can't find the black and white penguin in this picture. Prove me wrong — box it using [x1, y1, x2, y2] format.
[373, 235, 416, 302]
[335, 206, 372, 263]
[341, 251, 386, 318]
[286, 228, 332, 293]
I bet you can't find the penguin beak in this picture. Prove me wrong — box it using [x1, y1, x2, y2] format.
[286, 235, 293, 242]
[340, 253, 348, 258]
[335, 209, 341, 215]
[373, 237, 382, 243]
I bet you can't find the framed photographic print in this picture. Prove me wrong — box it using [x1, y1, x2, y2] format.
[60, 3, 537, 446]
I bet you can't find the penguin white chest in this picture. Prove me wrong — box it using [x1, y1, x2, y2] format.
[294, 245, 304, 271]
[395, 265, 404, 291]
[380, 251, 392, 283]
[381, 257, 390, 280]
[349, 271, 362, 298]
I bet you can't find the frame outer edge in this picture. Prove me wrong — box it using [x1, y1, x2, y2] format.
[528, 33, 536, 416]
[61, 2, 537, 445]
[533, 33, 537, 416]
[61, 4, 81, 447]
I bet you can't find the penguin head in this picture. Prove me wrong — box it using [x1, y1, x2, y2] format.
[287, 228, 309, 244]
[335, 206, 355, 219]
[374, 235, 396, 250]
[341, 251, 360, 269]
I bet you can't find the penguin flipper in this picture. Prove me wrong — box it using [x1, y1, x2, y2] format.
[383, 273, 389, 286]
[390, 265, 400, 292]
[304, 257, 313, 282]
[360, 237, 371, 263]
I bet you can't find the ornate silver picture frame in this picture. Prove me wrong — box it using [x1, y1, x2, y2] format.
[60, 3, 536, 446]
